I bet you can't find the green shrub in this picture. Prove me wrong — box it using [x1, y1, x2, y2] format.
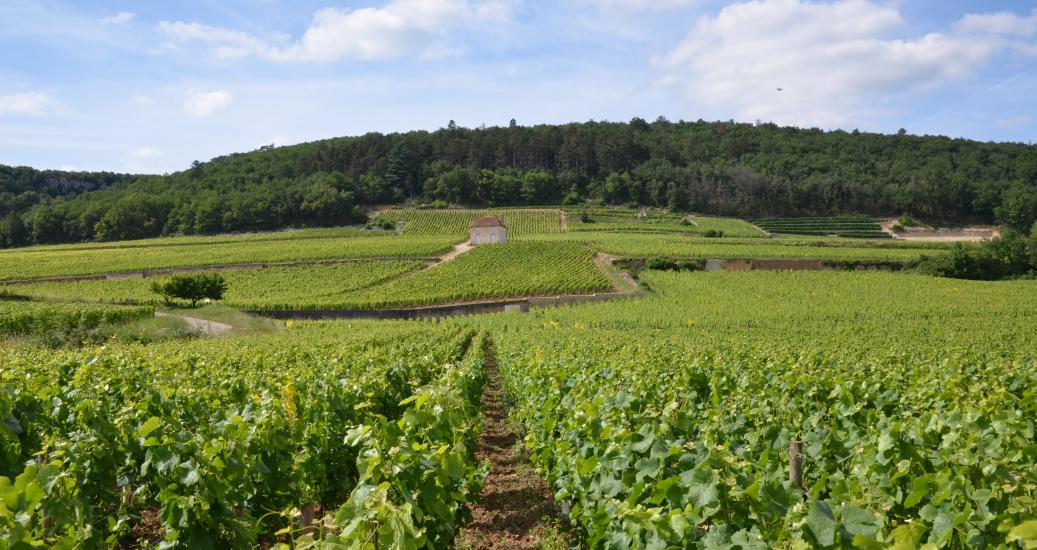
[897, 214, 925, 228]
[702, 229, 725, 238]
[364, 219, 395, 231]
[914, 230, 1035, 280]
[646, 257, 674, 270]
[151, 273, 228, 307]
[644, 257, 701, 271]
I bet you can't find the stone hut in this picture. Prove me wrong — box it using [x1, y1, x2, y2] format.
[469, 215, 507, 245]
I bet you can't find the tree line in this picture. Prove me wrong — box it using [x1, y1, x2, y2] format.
[2, 118, 1036, 247]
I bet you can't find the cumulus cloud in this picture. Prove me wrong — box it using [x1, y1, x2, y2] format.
[0, 91, 54, 116]
[133, 94, 153, 105]
[100, 12, 136, 25]
[158, 0, 512, 62]
[654, 0, 1025, 127]
[184, 90, 233, 117]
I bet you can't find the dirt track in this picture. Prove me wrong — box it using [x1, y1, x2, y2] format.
[457, 340, 568, 549]
[439, 242, 473, 262]
[880, 220, 999, 242]
[155, 312, 233, 335]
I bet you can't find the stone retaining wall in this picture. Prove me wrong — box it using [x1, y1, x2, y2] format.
[248, 291, 637, 320]
[251, 299, 531, 320]
[702, 258, 898, 272]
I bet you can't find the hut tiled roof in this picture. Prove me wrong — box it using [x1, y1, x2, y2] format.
[470, 216, 505, 228]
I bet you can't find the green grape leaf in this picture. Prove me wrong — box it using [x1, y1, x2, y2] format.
[138, 416, 162, 438]
[1006, 520, 1037, 549]
[805, 501, 837, 547]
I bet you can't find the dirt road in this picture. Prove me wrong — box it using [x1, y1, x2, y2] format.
[155, 312, 233, 335]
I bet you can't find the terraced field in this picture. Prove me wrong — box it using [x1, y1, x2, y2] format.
[567, 207, 766, 238]
[0, 226, 371, 255]
[3, 242, 611, 311]
[525, 232, 948, 262]
[3, 261, 424, 310]
[754, 215, 890, 238]
[372, 208, 562, 237]
[0, 235, 456, 282]
[330, 241, 611, 309]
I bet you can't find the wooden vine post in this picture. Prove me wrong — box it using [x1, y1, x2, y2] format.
[788, 438, 805, 492]
[300, 503, 319, 536]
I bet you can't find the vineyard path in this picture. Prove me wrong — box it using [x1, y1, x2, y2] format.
[155, 311, 233, 335]
[594, 253, 640, 293]
[438, 242, 473, 263]
[457, 338, 569, 549]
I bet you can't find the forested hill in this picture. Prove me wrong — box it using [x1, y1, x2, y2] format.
[3, 118, 1037, 247]
[0, 165, 134, 214]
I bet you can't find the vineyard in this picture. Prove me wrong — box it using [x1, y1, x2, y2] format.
[754, 216, 890, 239]
[0, 300, 153, 336]
[525, 233, 949, 262]
[3, 261, 424, 310]
[0, 235, 456, 282]
[330, 241, 610, 309]
[2, 242, 610, 310]
[2, 215, 1036, 549]
[0, 323, 489, 547]
[567, 208, 766, 238]
[481, 271, 1037, 548]
[372, 208, 562, 237]
[0, 226, 372, 256]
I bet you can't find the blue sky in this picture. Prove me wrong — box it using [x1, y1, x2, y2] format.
[1, 0, 1035, 174]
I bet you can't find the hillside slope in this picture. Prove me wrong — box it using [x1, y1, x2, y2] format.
[3, 119, 1036, 247]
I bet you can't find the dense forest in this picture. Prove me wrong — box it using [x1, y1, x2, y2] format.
[2, 118, 1037, 247]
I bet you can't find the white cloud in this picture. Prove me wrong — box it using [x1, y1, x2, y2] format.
[133, 94, 153, 105]
[588, 0, 699, 10]
[100, 12, 136, 25]
[130, 146, 162, 159]
[0, 91, 54, 116]
[157, 21, 276, 60]
[59, 165, 77, 172]
[954, 10, 1037, 36]
[184, 90, 233, 117]
[997, 115, 1031, 128]
[655, 0, 1015, 127]
[157, 0, 512, 62]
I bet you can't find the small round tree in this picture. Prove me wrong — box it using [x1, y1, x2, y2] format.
[151, 273, 228, 307]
